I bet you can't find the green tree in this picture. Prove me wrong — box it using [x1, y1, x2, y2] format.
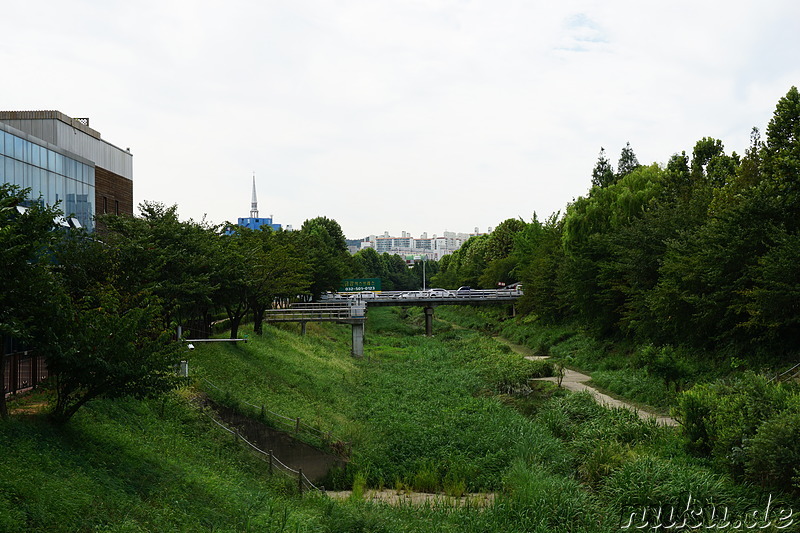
[243, 228, 311, 335]
[484, 218, 526, 263]
[212, 230, 254, 340]
[591, 147, 616, 188]
[561, 164, 665, 333]
[353, 247, 388, 281]
[0, 184, 62, 419]
[300, 217, 354, 298]
[43, 289, 181, 424]
[616, 142, 640, 180]
[382, 253, 418, 291]
[762, 85, 800, 189]
[101, 202, 219, 337]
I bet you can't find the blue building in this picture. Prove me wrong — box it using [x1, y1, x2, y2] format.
[236, 176, 281, 231]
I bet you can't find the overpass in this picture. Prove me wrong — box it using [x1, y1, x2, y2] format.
[263, 289, 522, 357]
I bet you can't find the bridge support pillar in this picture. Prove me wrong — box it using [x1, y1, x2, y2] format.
[351, 322, 364, 358]
[424, 306, 434, 336]
[300, 322, 307, 336]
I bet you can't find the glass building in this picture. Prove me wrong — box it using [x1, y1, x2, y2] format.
[0, 124, 95, 231]
[0, 111, 134, 232]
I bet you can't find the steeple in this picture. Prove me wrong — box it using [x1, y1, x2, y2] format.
[250, 173, 259, 219]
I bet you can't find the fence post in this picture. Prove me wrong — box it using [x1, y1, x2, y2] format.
[268, 450, 273, 475]
[298, 468, 304, 496]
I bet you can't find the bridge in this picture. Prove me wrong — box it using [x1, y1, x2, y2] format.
[263, 289, 522, 357]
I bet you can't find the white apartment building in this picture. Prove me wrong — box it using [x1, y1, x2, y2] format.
[358, 228, 491, 260]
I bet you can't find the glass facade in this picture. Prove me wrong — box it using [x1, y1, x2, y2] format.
[0, 128, 95, 231]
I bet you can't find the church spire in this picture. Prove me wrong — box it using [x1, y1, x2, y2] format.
[250, 173, 259, 219]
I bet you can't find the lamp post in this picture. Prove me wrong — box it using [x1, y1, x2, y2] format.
[422, 255, 427, 291]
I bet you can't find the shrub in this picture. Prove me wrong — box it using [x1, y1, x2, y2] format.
[674, 373, 795, 477]
[745, 409, 800, 493]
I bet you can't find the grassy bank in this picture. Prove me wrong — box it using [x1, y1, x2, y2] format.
[2, 307, 794, 531]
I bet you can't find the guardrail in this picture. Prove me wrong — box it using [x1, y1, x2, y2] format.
[320, 289, 523, 301]
[262, 307, 359, 322]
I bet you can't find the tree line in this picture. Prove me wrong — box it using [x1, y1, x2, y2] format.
[432, 86, 800, 365]
[1, 194, 354, 422]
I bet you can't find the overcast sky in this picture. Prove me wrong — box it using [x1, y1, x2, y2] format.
[3, 1, 799, 239]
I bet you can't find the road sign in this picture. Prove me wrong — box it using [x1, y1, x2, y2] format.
[339, 278, 382, 292]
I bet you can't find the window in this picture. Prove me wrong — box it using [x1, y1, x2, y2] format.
[114, 200, 119, 215]
[103, 196, 108, 214]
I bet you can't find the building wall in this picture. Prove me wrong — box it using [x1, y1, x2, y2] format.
[0, 122, 96, 230]
[237, 216, 281, 231]
[0, 111, 132, 180]
[95, 166, 133, 216]
[1, 111, 134, 231]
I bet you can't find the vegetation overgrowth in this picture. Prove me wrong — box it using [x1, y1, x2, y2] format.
[3, 307, 798, 531]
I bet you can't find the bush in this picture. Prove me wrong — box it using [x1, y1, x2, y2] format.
[674, 372, 797, 477]
[745, 409, 800, 493]
[632, 344, 689, 391]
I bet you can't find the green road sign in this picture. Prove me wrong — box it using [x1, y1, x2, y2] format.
[340, 278, 382, 292]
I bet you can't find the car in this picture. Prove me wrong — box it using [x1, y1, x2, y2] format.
[427, 288, 452, 297]
[456, 286, 472, 295]
[348, 291, 375, 299]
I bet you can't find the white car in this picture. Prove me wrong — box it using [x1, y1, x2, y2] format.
[427, 288, 452, 297]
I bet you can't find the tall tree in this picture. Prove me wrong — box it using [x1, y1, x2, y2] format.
[43, 288, 181, 424]
[616, 142, 641, 180]
[591, 147, 616, 188]
[243, 228, 310, 335]
[212, 231, 254, 340]
[101, 202, 219, 337]
[0, 185, 61, 419]
[353, 247, 389, 281]
[763, 86, 800, 184]
[300, 217, 354, 298]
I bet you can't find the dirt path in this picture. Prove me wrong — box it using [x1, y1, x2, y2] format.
[496, 336, 677, 426]
[326, 489, 495, 507]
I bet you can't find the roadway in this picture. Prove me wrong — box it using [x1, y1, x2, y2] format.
[320, 288, 523, 307]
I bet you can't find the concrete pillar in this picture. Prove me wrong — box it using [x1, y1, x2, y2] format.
[301, 322, 307, 336]
[425, 306, 434, 336]
[351, 321, 364, 358]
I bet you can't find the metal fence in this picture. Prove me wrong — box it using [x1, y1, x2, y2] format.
[3, 351, 49, 398]
[202, 378, 337, 443]
[203, 409, 322, 494]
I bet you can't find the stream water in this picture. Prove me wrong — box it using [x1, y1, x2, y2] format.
[210, 402, 347, 483]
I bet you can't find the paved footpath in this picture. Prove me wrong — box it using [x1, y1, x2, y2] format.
[495, 336, 678, 427]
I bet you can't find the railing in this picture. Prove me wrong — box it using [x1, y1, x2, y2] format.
[202, 378, 338, 444]
[771, 362, 800, 383]
[3, 352, 49, 398]
[262, 308, 354, 322]
[203, 411, 321, 494]
[320, 288, 523, 301]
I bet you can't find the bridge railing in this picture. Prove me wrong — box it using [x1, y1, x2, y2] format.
[263, 308, 353, 321]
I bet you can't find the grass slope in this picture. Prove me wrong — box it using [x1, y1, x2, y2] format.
[2, 307, 793, 532]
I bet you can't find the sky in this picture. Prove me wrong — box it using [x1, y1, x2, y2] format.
[3, 1, 799, 239]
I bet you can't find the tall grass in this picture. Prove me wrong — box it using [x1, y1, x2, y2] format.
[4, 306, 795, 532]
